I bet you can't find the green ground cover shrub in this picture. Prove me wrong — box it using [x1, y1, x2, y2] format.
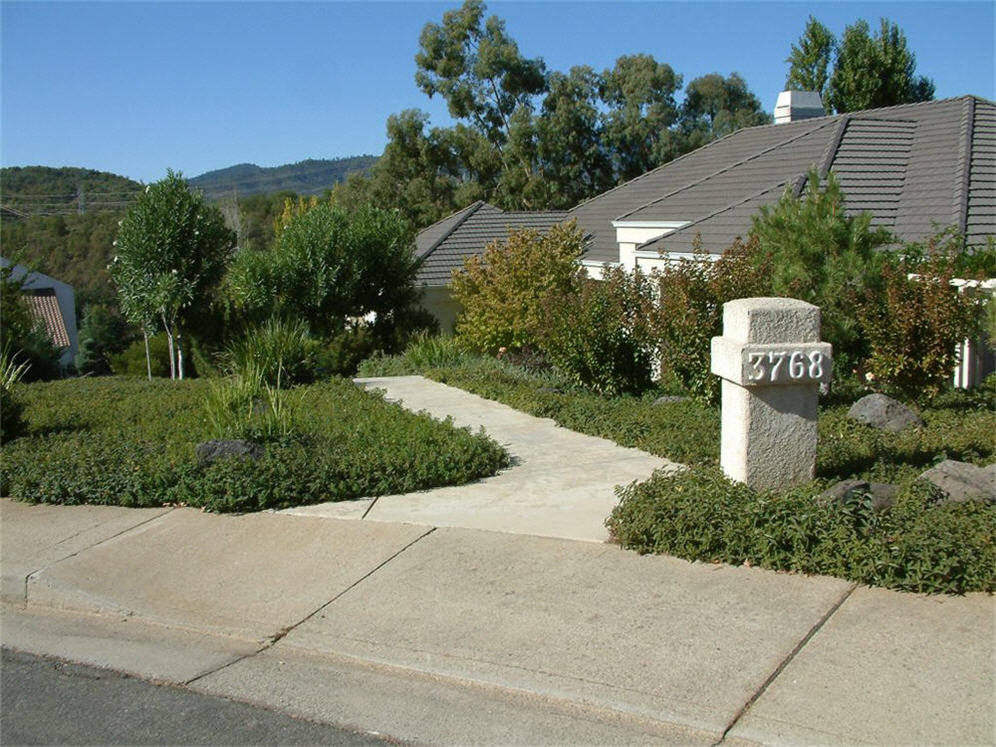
[607, 467, 995, 594]
[1, 377, 508, 513]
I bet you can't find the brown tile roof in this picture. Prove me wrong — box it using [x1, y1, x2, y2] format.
[24, 289, 70, 348]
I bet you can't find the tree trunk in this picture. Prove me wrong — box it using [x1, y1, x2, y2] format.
[176, 329, 185, 381]
[163, 315, 176, 380]
[143, 329, 152, 381]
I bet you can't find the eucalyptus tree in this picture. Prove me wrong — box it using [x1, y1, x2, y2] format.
[111, 171, 235, 380]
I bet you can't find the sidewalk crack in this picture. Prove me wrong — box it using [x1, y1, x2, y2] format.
[713, 582, 858, 745]
[183, 527, 437, 686]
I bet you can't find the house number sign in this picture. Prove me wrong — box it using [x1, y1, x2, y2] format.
[740, 345, 832, 386]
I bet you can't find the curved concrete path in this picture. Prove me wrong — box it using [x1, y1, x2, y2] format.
[281, 376, 679, 542]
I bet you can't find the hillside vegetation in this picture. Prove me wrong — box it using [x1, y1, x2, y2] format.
[189, 156, 377, 199]
[0, 164, 371, 306]
[1, 166, 142, 216]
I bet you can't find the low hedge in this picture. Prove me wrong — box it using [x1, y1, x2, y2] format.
[607, 467, 995, 594]
[1, 377, 508, 512]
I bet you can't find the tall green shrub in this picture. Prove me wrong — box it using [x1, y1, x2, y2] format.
[451, 221, 584, 354]
[75, 305, 129, 376]
[224, 203, 420, 342]
[750, 169, 892, 377]
[543, 273, 652, 396]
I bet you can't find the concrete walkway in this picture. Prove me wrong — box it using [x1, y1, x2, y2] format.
[2, 376, 994, 745]
[283, 376, 678, 542]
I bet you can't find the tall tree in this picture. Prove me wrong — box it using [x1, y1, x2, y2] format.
[785, 17, 935, 114]
[415, 0, 546, 175]
[680, 73, 771, 151]
[111, 171, 234, 380]
[599, 54, 684, 182]
[534, 66, 613, 208]
[785, 16, 836, 100]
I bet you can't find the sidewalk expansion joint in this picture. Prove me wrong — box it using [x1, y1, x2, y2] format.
[713, 581, 858, 746]
[22, 508, 178, 607]
[183, 527, 438, 687]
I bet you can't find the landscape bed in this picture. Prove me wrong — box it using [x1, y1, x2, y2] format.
[362, 349, 996, 594]
[0, 377, 509, 513]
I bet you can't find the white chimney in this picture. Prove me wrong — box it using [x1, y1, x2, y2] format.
[774, 91, 825, 124]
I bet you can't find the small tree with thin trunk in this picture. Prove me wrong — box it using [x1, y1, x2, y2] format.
[111, 171, 234, 380]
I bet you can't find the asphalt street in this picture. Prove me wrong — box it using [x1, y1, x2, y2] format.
[0, 648, 393, 746]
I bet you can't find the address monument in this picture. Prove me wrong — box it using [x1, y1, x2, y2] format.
[711, 298, 832, 491]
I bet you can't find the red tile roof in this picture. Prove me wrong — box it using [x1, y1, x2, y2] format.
[24, 289, 70, 348]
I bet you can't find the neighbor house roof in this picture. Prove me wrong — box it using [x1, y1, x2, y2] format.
[415, 201, 569, 286]
[587, 96, 995, 257]
[24, 288, 71, 348]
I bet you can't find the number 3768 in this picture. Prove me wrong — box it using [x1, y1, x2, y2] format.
[747, 351, 826, 382]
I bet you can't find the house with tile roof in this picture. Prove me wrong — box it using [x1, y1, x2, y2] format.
[415, 201, 570, 331]
[1, 257, 78, 369]
[415, 94, 994, 338]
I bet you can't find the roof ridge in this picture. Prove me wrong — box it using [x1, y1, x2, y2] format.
[643, 180, 793, 252]
[812, 115, 851, 189]
[615, 118, 839, 221]
[416, 201, 487, 264]
[953, 97, 976, 235]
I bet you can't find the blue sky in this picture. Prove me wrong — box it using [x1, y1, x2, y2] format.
[2, 1, 993, 184]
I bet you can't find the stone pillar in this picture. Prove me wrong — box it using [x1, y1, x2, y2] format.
[710, 298, 832, 491]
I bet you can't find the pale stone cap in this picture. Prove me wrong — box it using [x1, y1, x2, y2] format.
[722, 298, 821, 344]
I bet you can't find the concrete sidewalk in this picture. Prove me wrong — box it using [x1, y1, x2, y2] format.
[283, 376, 678, 543]
[2, 376, 994, 744]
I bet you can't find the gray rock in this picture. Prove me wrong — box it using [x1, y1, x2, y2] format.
[196, 439, 264, 464]
[847, 393, 924, 432]
[654, 395, 690, 405]
[919, 460, 995, 505]
[820, 480, 899, 511]
[538, 386, 564, 395]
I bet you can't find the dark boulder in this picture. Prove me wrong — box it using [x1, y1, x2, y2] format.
[847, 393, 923, 432]
[196, 439, 264, 464]
[820, 479, 899, 511]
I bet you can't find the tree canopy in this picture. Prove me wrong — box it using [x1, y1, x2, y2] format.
[111, 170, 235, 379]
[334, 0, 770, 227]
[785, 16, 935, 114]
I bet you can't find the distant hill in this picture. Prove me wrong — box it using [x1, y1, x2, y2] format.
[0, 166, 143, 216]
[189, 156, 378, 199]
